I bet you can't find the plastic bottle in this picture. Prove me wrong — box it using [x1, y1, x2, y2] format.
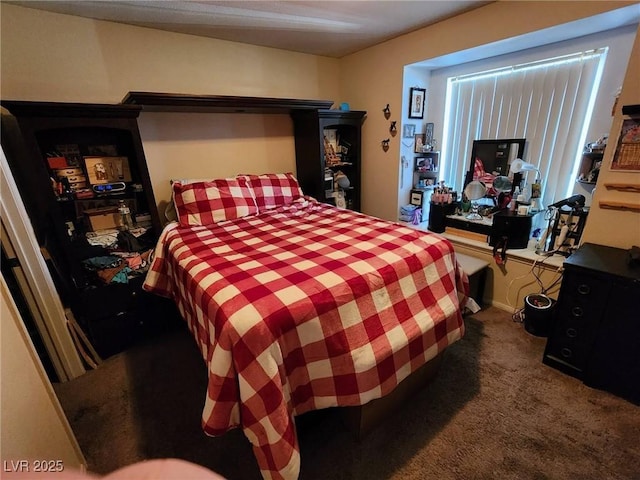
[118, 200, 133, 231]
[510, 186, 520, 211]
[521, 183, 531, 203]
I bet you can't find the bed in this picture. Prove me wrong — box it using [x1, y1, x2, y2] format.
[143, 173, 468, 480]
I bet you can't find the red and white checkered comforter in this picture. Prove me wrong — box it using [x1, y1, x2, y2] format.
[144, 197, 468, 480]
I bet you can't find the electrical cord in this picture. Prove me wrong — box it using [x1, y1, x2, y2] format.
[507, 255, 563, 323]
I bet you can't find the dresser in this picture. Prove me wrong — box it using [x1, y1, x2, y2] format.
[543, 243, 640, 404]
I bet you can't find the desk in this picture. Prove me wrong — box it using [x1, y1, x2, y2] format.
[429, 202, 538, 250]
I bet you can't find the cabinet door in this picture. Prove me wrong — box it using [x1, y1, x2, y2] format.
[584, 280, 640, 404]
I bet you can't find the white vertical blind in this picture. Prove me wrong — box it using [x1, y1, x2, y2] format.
[442, 49, 607, 207]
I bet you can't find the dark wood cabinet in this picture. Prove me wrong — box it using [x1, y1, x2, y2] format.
[543, 243, 640, 404]
[1, 100, 174, 358]
[291, 109, 366, 211]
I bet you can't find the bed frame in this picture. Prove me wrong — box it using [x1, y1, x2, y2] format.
[339, 351, 445, 440]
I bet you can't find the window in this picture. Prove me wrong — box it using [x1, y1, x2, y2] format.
[441, 48, 607, 209]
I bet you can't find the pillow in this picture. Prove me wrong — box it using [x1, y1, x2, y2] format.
[166, 178, 217, 223]
[172, 177, 258, 226]
[239, 172, 304, 210]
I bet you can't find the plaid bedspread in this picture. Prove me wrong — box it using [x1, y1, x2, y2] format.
[144, 197, 468, 480]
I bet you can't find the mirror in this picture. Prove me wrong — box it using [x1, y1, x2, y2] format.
[464, 138, 526, 189]
[463, 180, 487, 220]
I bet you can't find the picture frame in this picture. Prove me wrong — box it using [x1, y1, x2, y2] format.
[414, 133, 426, 153]
[415, 155, 435, 172]
[409, 87, 426, 119]
[425, 122, 434, 144]
[611, 118, 640, 171]
[403, 124, 416, 138]
[83, 156, 132, 185]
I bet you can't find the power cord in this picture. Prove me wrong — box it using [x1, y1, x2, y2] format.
[507, 256, 563, 323]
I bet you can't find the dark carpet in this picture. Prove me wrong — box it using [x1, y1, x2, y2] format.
[54, 307, 640, 479]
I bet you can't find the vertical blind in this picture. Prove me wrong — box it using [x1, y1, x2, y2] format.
[442, 48, 607, 208]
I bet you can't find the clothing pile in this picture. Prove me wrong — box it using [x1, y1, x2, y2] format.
[399, 204, 421, 224]
[82, 249, 153, 285]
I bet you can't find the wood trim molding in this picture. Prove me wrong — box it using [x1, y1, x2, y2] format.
[121, 91, 334, 114]
[604, 183, 640, 193]
[1, 100, 141, 118]
[598, 200, 640, 212]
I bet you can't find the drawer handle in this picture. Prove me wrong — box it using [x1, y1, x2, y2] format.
[571, 306, 584, 318]
[566, 327, 578, 338]
[577, 284, 590, 295]
[561, 348, 572, 358]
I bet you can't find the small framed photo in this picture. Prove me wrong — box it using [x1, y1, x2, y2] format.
[403, 124, 416, 138]
[84, 156, 132, 185]
[414, 133, 426, 153]
[415, 156, 434, 171]
[409, 87, 426, 119]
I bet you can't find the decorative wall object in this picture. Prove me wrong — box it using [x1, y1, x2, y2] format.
[409, 87, 426, 119]
[381, 139, 390, 152]
[403, 124, 415, 138]
[414, 133, 426, 153]
[390, 121, 397, 136]
[382, 104, 391, 119]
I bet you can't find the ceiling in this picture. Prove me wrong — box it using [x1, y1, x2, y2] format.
[7, 1, 491, 58]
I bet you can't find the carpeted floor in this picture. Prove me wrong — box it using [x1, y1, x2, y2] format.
[54, 307, 640, 480]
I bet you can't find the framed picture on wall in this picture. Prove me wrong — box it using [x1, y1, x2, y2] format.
[425, 122, 434, 144]
[409, 87, 426, 119]
[611, 117, 640, 171]
[403, 124, 416, 138]
[414, 133, 426, 153]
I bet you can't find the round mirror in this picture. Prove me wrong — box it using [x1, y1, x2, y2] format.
[493, 175, 512, 193]
[463, 181, 487, 220]
[464, 180, 487, 201]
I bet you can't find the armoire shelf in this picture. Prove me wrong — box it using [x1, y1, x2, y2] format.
[1, 100, 175, 359]
[291, 109, 367, 212]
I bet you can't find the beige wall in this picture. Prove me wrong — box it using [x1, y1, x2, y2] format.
[1, 2, 638, 261]
[2, 2, 637, 231]
[582, 25, 640, 248]
[0, 4, 341, 217]
[0, 276, 85, 471]
[339, 1, 639, 248]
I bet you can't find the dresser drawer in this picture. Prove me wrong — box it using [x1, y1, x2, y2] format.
[544, 331, 591, 375]
[560, 271, 610, 309]
[543, 272, 609, 376]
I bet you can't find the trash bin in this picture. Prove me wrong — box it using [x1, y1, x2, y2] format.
[524, 294, 555, 337]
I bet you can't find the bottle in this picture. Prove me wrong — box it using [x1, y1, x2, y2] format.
[117, 200, 133, 231]
[509, 187, 520, 211]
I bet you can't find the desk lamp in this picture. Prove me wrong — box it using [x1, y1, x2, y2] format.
[510, 158, 540, 180]
[510, 158, 543, 211]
